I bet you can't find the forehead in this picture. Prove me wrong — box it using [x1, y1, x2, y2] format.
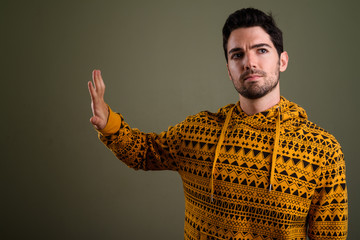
[227, 26, 274, 49]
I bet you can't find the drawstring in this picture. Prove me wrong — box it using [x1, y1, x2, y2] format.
[210, 106, 235, 202]
[269, 106, 281, 191]
[210, 105, 281, 201]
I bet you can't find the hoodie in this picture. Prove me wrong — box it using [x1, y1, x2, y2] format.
[97, 96, 348, 240]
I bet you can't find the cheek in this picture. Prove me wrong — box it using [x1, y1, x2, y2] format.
[264, 61, 280, 75]
[228, 63, 243, 76]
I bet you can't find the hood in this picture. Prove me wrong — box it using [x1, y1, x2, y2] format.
[220, 96, 308, 126]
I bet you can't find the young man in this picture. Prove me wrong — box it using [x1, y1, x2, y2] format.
[88, 8, 348, 240]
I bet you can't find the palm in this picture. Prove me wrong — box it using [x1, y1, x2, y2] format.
[88, 70, 109, 130]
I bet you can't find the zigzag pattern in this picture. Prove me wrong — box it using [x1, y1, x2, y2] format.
[99, 97, 347, 239]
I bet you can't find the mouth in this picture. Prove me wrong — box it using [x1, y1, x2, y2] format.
[244, 74, 261, 81]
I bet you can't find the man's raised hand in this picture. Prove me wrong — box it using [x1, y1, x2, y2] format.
[88, 69, 109, 130]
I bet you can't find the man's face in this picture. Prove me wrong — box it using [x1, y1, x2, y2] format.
[226, 26, 288, 99]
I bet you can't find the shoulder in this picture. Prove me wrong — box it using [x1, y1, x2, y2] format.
[303, 119, 342, 151]
[282, 97, 342, 153]
[183, 104, 235, 125]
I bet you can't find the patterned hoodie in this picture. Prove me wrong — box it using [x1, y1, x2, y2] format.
[97, 97, 347, 240]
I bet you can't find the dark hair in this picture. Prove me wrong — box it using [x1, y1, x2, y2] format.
[222, 8, 283, 61]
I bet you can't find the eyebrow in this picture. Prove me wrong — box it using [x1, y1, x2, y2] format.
[228, 43, 272, 55]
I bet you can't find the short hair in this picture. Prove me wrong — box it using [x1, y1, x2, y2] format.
[222, 8, 283, 61]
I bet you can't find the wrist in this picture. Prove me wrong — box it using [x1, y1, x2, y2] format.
[97, 105, 121, 135]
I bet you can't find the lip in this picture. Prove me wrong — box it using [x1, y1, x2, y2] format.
[244, 74, 261, 81]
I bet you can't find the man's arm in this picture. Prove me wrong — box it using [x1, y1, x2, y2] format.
[307, 147, 348, 240]
[88, 70, 181, 171]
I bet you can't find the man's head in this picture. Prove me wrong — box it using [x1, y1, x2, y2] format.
[222, 8, 283, 61]
[223, 8, 288, 100]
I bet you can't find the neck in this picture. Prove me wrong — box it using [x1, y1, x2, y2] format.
[239, 86, 280, 115]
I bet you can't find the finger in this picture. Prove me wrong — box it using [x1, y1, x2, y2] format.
[88, 81, 97, 100]
[98, 70, 106, 89]
[90, 116, 104, 130]
[90, 116, 97, 125]
[90, 116, 99, 129]
[94, 69, 103, 92]
[92, 69, 97, 88]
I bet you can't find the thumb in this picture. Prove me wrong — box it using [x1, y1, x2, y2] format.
[90, 116, 104, 130]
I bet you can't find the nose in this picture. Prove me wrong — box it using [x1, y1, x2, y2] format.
[243, 52, 256, 70]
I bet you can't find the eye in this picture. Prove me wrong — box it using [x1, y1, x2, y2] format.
[258, 48, 268, 54]
[231, 52, 244, 59]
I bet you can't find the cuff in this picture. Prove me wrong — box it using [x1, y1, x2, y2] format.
[97, 105, 121, 136]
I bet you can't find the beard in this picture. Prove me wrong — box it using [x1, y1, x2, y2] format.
[231, 68, 280, 99]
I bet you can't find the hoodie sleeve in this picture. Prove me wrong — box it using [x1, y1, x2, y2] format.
[307, 146, 348, 240]
[96, 107, 182, 171]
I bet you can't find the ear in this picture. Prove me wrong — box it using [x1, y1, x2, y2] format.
[279, 51, 289, 72]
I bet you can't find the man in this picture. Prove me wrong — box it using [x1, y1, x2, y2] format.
[88, 8, 348, 240]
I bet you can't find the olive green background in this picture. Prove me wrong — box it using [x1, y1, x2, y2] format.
[2, 0, 359, 239]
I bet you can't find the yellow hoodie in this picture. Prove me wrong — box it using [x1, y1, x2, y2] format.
[97, 97, 348, 240]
